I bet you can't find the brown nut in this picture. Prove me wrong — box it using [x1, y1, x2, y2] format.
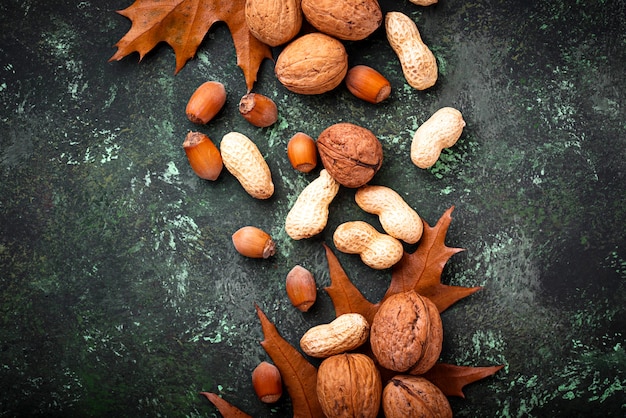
[382, 375, 452, 418]
[251, 361, 283, 403]
[370, 291, 443, 375]
[185, 81, 227, 124]
[232, 226, 276, 259]
[316, 122, 383, 188]
[275, 33, 348, 95]
[239, 93, 278, 128]
[345, 65, 391, 104]
[182, 131, 223, 181]
[287, 132, 318, 173]
[285, 265, 317, 312]
[301, 0, 382, 41]
[245, 0, 302, 46]
[317, 353, 382, 418]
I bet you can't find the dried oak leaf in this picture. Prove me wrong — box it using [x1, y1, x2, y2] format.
[324, 206, 481, 322]
[199, 392, 252, 417]
[385, 205, 483, 313]
[109, 0, 273, 91]
[255, 304, 324, 418]
[323, 207, 502, 396]
[421, 363, 505, 398]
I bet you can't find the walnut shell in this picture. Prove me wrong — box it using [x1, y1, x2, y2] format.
[301, 0, 382, 41]
[370, 291, 443, 375]
[317, 353, 382, 418]
[275, 33, 348, 95]
[316, 122, 383, 188]
[245, 0, 303, 47]
[382, 375, 453, 418]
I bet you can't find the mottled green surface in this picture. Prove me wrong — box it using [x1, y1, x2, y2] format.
[0, 0, 624, 416]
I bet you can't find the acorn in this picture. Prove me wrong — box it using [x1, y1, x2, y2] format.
[232, 226, 276, 259]
[186, 81, 227, 124]
[182, 131, 223, 180]
[287, 132, 317, 173]
[285, 265, 317, 312]
[345, 65, 391, 104]
[251, 361, 283, 403]
[239, 93, 278, 127]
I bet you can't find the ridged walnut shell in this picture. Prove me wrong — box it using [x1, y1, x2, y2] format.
[275, 33, 348, 95]
[317, 353, 382, 418]
[370, 291, 443, 375]
[382, 375, 453, 418]
[301, 0, 382, 41]
[245, 0, 302, 47]
[317, 122, 383, 188]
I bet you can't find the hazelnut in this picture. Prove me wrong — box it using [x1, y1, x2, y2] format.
[251, 361, 283, 403]
[182, 131, 223, 181]
[185, 81, 226, 124]
[238, 93, 278, 127]
[345, 65, 391, 104]
[316, 122, 383, 188]
[287, 132, 317, 173]
[285, 265, 317, 312]
[232, 226, 276, 259]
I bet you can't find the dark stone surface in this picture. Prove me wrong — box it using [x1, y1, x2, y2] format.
[0, 0, 624, 416]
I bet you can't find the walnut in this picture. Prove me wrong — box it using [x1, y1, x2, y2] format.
[316, 353, 382, 418]
[370, 290, 443, 375]
[382, 375, 453, 418]
[301, 0, 382, 41]
[316, 122, 383, 188]
[274, 33, 348, 95]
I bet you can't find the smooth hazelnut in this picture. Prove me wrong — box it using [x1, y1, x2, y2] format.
[285, 265, 317, 312]
[185, 81, 226, 124]
[182, 131, 223, 180]
[232, 226, 276, 259]
[239, 93, 278, 127]
[252, 361, 283, 403]
[287, 132, 317, 173]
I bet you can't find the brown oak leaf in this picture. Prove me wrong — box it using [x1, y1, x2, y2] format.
[199, 392, 252, 417]
[255, 304, 324, 418]
[421, 363, 505, 398]
[385, 206, 482, 312]
[109, 0, 273, 91]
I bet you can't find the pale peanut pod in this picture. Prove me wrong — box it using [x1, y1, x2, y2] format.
[385, 11, 437, 90]
[220, 132, 274, 199]
[245, 0, 303, 47]
[411, 107, 465, 169]
[285, 169, 340, 239]
[300, 313, 370, 358]
[355, 185, 423, 244]
[333, 221, 404, 269]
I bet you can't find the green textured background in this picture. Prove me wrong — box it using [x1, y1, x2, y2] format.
[0, 0, 624, 416]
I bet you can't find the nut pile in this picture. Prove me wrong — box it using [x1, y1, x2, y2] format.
[179, 0, 473, 416]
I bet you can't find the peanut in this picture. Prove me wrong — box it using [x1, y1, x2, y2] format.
[333, 221, 404, 269]
[300, 313, 370, 358]
[385, 11, 437, 90]
[220, 132, 274, 199]
[285, 169, 340, 239]
[355, 185, 423, 244]
[411, 107, 465, 168]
